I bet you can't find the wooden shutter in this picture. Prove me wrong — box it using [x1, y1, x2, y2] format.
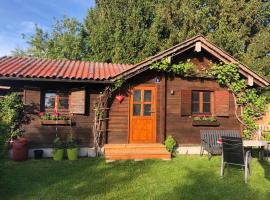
[215, 90, 229, 116]
[24, 87, 41, 114]
[181, 90, 192, 116]
[69, 89, 86, 114]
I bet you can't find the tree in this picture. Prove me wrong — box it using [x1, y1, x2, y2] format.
[15, 16, 85, 60]
[18, 0, 270, 80]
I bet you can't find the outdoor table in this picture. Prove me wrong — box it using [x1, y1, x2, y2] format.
[243, 140, 269, 160]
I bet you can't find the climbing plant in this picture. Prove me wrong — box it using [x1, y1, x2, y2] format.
[92, 78, 125, 156]
[209, 63, 267, 139]
[150, 59, 267, 139]
[149, 59, 196, 76]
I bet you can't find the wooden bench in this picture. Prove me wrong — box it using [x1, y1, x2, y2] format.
[200, 130, 241, 159]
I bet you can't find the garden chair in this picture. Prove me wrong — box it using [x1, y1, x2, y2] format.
[220, 136, 252, 184]
[200, 130, 240, 160]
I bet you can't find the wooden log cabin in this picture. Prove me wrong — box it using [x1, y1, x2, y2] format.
[0, 35, 268, 160]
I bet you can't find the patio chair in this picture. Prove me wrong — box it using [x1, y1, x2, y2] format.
[220, 136, 252, 184]
[200, 130, 240, 160]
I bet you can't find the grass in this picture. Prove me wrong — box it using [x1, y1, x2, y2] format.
[0, 155, 270, 200]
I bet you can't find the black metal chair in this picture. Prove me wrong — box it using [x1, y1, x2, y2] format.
[220, 136, 252, 184]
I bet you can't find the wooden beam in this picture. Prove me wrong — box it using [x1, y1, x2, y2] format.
[167, 56, 172, 64]
[248, 75, 254, 86]
[159, 73, 166, 143]
[195, 41, 202, 52]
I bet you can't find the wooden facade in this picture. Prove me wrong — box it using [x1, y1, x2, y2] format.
[0, 36, 268, 149]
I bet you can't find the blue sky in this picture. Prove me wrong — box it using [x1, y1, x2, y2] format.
[0, 0, 95, 56]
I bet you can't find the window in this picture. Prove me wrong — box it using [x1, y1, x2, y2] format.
[192, 91, 212, 114]
[132, 89, 153, 116]
[44, 91, 69, 111]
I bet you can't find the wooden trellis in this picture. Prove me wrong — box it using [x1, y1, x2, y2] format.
[93, 86, 112, 156]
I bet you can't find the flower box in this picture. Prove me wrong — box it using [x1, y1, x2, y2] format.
[41, 119, 73, 126]
[192, 120, 220, 127]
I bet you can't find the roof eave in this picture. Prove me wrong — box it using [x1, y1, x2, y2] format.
[113, 35, 269, 87]
[0, 77, 113, 84]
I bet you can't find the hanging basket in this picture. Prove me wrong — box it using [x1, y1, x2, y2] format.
[115, 95, 125, 103]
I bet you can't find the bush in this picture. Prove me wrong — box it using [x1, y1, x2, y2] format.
[0, 93, 24, 159]
[165, 135, 177, 156]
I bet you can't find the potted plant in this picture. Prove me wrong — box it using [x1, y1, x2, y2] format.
[66, 137, 79, 160]
[52, 136, 64, 161]
[192, 116, 220, 126]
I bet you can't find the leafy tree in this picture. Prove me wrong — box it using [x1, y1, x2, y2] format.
[15, 16, 85, 60]
[17, 0, 270, 80]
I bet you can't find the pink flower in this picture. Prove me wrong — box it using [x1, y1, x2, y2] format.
[38, 112, 45, 117]
[52, 111, 60, 117]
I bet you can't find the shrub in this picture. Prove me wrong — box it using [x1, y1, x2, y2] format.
[0, 93, 24, 159]
[165, 135, 177, 156]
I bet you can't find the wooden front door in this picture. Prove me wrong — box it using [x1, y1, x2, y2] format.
[129, 86, 156, 143]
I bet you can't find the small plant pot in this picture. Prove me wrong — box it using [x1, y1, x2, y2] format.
[67, 148, 78, 160]
[34, 150, 43, 159]
[53, 149, 64, 161]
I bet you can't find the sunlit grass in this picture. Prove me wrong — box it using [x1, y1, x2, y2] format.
[0, 155, 270, 200]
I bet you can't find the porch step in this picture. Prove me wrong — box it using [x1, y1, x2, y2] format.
[104, 143, 171, 161]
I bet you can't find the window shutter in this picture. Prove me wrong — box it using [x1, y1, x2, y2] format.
[24, 87, 41, 114]
[215, 90, 229, 116]
[181, 90, 192, 116]
[69, 89, 86, 114]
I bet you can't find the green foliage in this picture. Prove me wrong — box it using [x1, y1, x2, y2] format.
[171, 61, 196, 76]
[150, 59, 195, 76]
[164, 135, 177, 156]
[209, 63, 240, 85]
[0, 93, 24, 139]
[52, 137, 64, 150]
[0, 93, 24, 159]
[262, 131, 270, 141]
[210, 63, 267, 139]
[149, 59, 171, 72]
[16, 16, 85, 60]
[40, 112, 67, 120]
[193, 116, 217, 122]
[66, 136, 79, 149]
[112, 79, 124, 92]
[17, 1, 270, 81]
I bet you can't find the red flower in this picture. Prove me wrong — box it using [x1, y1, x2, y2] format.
[52, 111, 60, 117]
[38, 112, 45, 117]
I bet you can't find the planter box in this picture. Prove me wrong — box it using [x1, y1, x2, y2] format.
[192, 120, 220, 127]
[41, 120, 73, 126]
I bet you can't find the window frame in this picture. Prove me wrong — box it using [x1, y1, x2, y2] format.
[44, 90, 69, 113]
[191, 90, 213, 115]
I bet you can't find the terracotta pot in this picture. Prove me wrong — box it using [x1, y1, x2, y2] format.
[12, 138, 28, 161]
[115, 95, 125, 103]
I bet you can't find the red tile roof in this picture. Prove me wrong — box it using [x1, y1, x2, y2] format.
[0, 56, 133, 81]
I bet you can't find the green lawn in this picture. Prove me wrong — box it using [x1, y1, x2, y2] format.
[0, 155, 270, 200]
